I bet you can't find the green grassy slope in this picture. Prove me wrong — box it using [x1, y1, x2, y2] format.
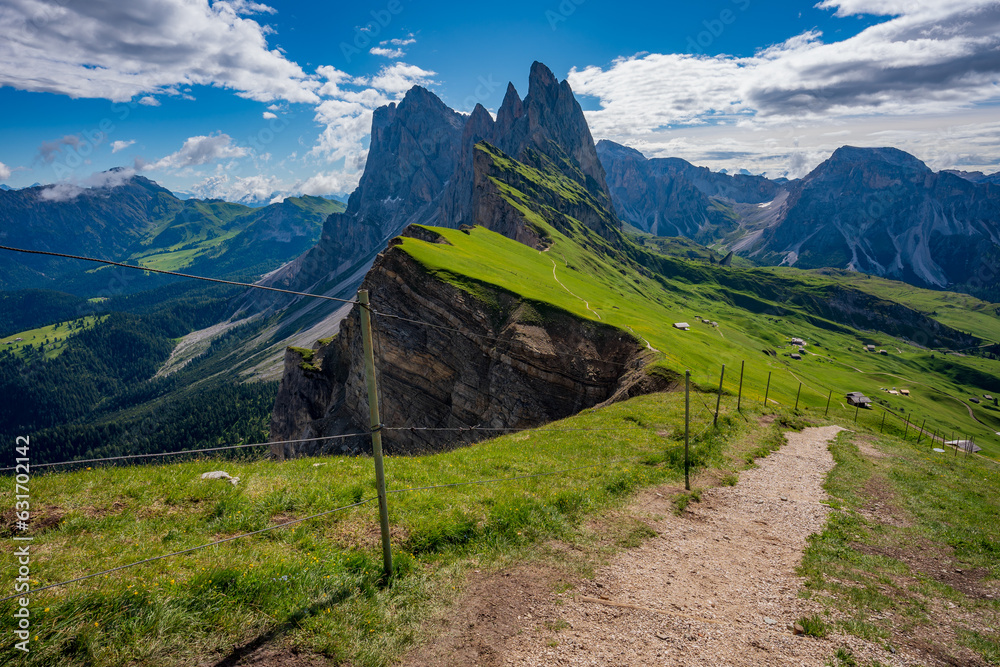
[3, 394, 996, 665]
[800, 429, 1000, 664]
[776, 267, 1000, 344]
[394, 142, 1000, 458]
[1, 316, 104, 359]
[129, 197, 344, 276]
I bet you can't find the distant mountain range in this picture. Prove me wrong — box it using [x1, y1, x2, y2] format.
[3, 72, 998, 305]
[0, 175, 344, 293]
[238, 65, 999, 306]
[599, 142, 1000, 299]
[943, 169, 1000, 186]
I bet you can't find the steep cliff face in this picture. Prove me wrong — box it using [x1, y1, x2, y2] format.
[269, 231, 672, 456]
[254, 62, 614, 312]
[251, 86, 466, 311]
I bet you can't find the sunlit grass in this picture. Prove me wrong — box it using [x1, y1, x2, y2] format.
[0, 390, 769, 666]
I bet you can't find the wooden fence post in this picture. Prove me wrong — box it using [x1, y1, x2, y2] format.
[358, 289, 393, 579]
[714, 365, 725, 427]
[685, 370, 691, 491]
[737, 361, 744, 411]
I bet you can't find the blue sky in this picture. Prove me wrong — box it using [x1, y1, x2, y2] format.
[1, 0, 999, 201]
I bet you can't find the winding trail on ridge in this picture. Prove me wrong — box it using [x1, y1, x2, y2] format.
[546, 255, 601, 321]
[403, 425, 919, 666]
[540, 251, 664, 355]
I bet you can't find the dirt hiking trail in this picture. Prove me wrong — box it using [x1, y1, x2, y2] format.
[403, 425, 923, 666]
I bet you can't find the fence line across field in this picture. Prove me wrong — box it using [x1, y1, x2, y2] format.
[0, 449, 674, 603]
[0, 434, 368, 472]
[3, 261, 994, 604]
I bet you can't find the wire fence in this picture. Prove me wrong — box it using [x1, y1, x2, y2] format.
[2, 242, 994, 612]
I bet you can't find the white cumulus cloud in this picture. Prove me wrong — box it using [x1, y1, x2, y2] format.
[370, 47, 405, 58]
[141, 133, 248, 171]
[296, 170, 363, 197]
[0, 0, 319, 103]
[567, 0, 1000, 176]
[361, 62, 436, 95]
[110, 140, 136, 154]
[384, 35, 416, 47]
[0, 161, 11, 181]
[262, 111, 277, 119]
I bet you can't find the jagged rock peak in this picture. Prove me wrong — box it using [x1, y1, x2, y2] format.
[398, 85, 451, 112]
[495, 82, 524, 137]
[516, 61, 610, 197]
[498, 82, 524, 118]
[528, 60, 559, 91]
[372, 86, 461, 136]
[466, 103, 495, 136]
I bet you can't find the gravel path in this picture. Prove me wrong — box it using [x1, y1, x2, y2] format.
[488, 425, 914, 666]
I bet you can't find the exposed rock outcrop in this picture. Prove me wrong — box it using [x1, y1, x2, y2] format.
[269, 238, 674, 457]
[249, 86, 466, 312]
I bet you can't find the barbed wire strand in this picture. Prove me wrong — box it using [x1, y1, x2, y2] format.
[0, 245, 357, 305]
[0, 498, 374, 604]
[383, 425, 658, 433]
[2, 433, 368, 472]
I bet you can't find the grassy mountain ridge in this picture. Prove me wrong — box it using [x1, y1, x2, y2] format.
[391, 140, 1000, 458]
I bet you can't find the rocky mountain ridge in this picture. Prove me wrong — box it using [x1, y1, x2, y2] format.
[747, 146, 1000, 294]
[599, 142, 1000, 298]
[254, 62, 614, 312]
[597, 139, 780, 241]
[268, 62, 672, 454]
[267, 61, 983, 456]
